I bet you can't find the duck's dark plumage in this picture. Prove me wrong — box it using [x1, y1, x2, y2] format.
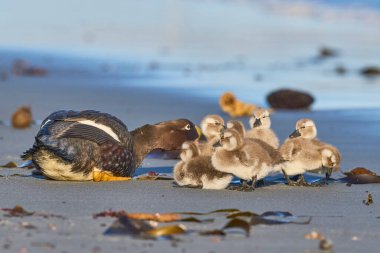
[22, 110, 198, 180]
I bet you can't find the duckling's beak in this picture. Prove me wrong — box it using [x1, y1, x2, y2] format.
[253, 118, 262, 128]
[195, 126, 202, 139]
[289, 129, 301, 138]
[220, 132, 225, 141]
[326, 167, 333, 181]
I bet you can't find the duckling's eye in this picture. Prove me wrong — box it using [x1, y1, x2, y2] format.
[184, 124, 191, 130]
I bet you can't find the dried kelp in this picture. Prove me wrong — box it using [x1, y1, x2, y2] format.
[133, 172, 173, 180]
[104, 216, 186, 239]
[251, 211, 311, 225]
[1, 205, 34, 217]
[177, 208, 240, 216]
[200, 218, 251, 237]
[103, 209, 311, 240]
[0, 162, 18, 168]
[94, 210, 181, 222]
[363, 193, 373, 206]
[1, 205, 65, 219]
[18, 160, 35, 169]
[342, 167, 380, 184]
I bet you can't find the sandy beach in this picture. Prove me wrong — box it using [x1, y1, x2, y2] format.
[0, 69, 379, 253]
[1, 0, 380, 252]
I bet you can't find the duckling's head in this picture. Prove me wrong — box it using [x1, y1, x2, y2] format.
[173, 163, 187, 186]
[180, 141, 200, 162]
[249, 108, 271, 129]
[220, 129, 244, 151]
[322, 148, 341, 170]
[290, 118, 317, 139]
[226, 120, 246, 137]
[200, 114, 225, 140]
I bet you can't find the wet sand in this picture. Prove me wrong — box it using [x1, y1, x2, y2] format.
[0, 70, 379, 253]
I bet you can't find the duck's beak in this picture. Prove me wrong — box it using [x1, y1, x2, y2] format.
[195, 126, 202, 139]
[289, 129, 301, 138]
[253, 118, 262, 128]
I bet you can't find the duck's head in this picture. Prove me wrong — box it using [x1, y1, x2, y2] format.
[180, 141, 200, 162]
[220, 129, 244, 151]
[154, 119, 199, 150]
[226, 120, 246, 137]
[249, 108, 271, 129]
[200, 114, 225, 140]
[289, 118, 317, 139]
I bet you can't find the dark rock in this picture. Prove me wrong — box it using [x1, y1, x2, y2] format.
[335, 65, 347, 75]
[361, 66, 380, 77]
[319, 47, 338, 58]
[266, 89, 314, 110]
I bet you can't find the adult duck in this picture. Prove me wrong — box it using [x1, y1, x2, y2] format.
[21, 110, 199, 181]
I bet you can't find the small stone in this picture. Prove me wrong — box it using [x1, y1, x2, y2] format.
[361, 66, 380, 77]
[319, 47, 338, 58]
[335, 65, 347, 75]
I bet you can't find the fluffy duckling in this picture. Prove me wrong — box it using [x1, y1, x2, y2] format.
[246, 108, 279, 149]
[173, 141, 233, 189]
[280, 119, 341, 186]
[198, 114, 225, 156]
[212, 129, 277, 191]
[226, 120, 246, 137]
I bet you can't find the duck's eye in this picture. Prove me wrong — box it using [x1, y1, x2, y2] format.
[184, 124, 191, 130]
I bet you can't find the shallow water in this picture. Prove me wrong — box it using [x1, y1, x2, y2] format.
[1, 0, 380, 109]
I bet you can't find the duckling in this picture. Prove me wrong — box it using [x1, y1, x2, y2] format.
[174, 141, 233, 189]
[280, 118, 341, 186]
[198, 114, 225, 156]
[246, 108, 279, 149]
[226, 120, 246, 137]
[212, 129, 277, 191]
[227, 119, 284, 169]
[21, 110, 199, 181]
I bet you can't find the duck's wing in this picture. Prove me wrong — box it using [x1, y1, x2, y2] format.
[37, 110, 129, 143]
[58, 123, 119, 145]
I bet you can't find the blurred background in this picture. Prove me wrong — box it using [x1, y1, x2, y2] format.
[1, 0, 380, 109]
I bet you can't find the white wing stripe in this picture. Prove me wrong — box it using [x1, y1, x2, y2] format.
[77, 120, 120, 142]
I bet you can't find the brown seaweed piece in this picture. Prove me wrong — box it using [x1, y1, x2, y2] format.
[219, 92, 257, 117]
[94, 210, 181, 222]
[104, 216, 186, 239]
[0, 161, 18, 168]
[343, 167, 380, 184]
